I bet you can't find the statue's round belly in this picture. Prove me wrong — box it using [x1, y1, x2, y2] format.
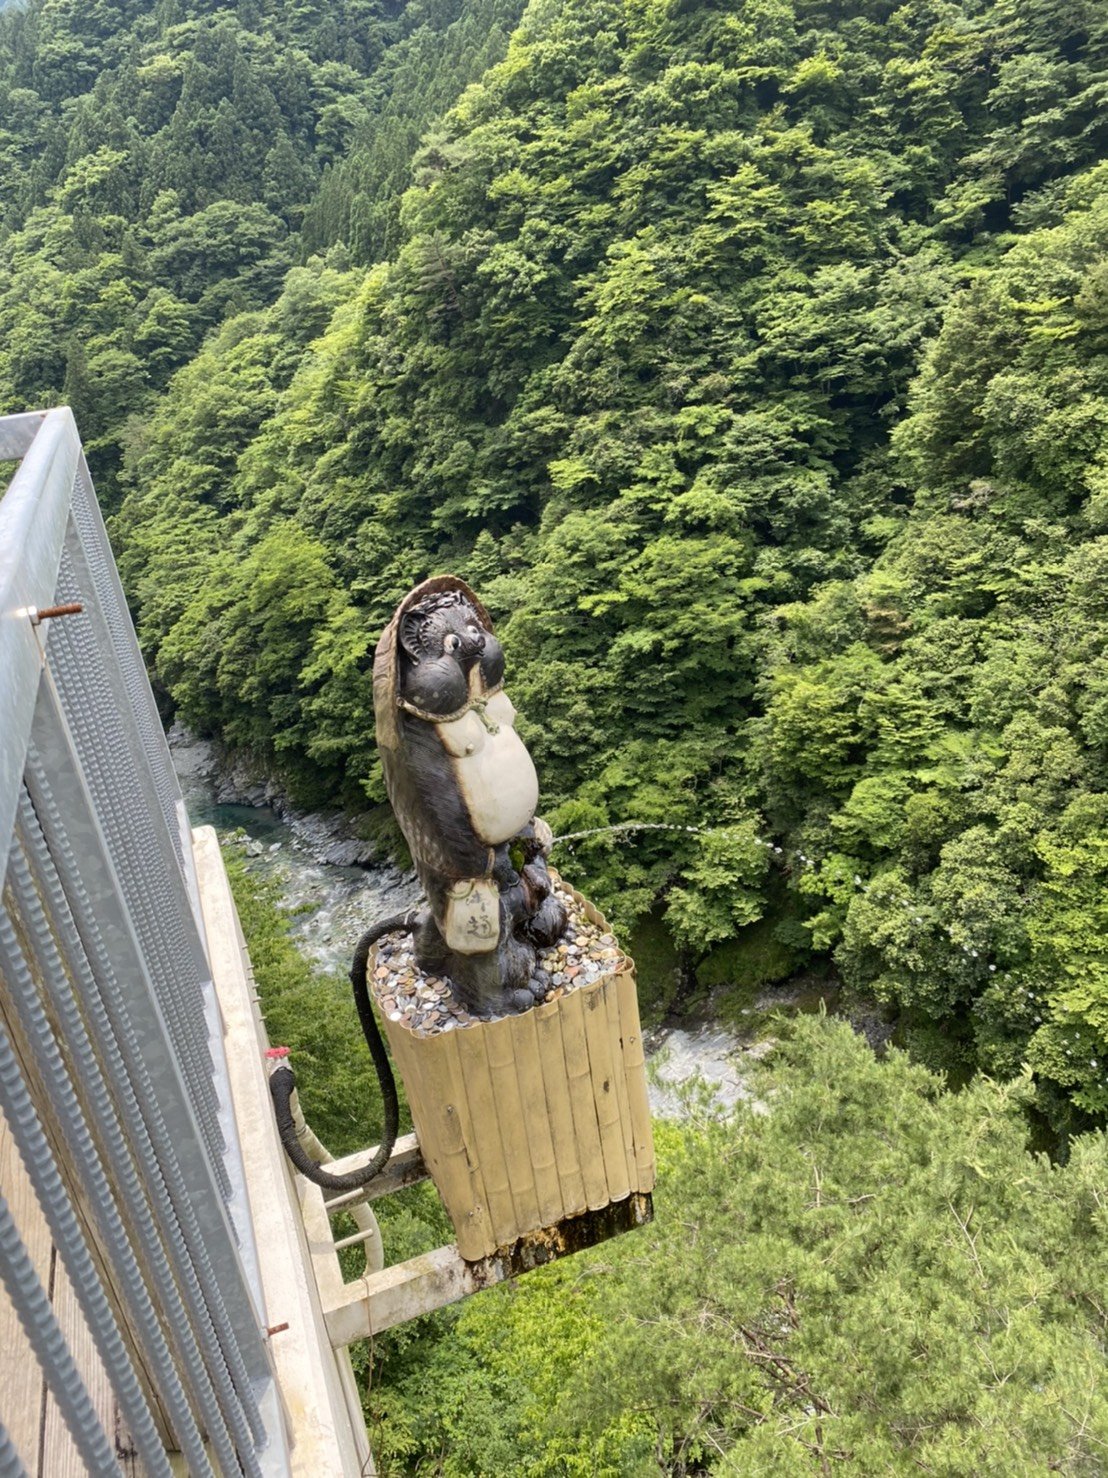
[449, 725, 539, 845]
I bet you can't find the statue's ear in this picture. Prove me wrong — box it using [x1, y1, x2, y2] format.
[399, 611, 426, 661]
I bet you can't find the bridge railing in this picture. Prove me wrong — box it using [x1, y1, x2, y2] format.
[0, 408, 290, 1475]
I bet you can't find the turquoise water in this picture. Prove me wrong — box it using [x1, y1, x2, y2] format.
[188, 798, 292, 842]
[172, 739, 417, 975]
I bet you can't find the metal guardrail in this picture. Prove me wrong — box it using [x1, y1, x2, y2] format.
[0, 409, 291, 1474]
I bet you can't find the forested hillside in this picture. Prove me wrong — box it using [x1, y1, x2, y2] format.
[4, 0, 1108, 1129]
[98, 0, 1108, 1133]
[374, 1019, 1108, 1473]
[0, 0, 521, 495]
[6, 0, 1108, 1465]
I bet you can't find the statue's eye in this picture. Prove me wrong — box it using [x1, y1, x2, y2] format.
[444, 633, 462, 653]
[467, 624, 480, 637]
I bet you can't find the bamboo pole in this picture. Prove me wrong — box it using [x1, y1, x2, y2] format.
[513, 1008, 563, 1227]
[534, 999, 586, 1218]
[581, 979, 630, 1203]
[455, 1025, 518, 1248]
[372, 882, 655, 1260]
[555, 989, 608, 1211]
[617, 966, 655, 1188]
[484, 1018, 541, 1234]
[605, 968, 638, 1195]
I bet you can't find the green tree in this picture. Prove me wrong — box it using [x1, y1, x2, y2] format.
[369, 1016, 1108, 1474]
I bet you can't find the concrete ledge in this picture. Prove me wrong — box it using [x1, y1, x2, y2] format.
[192, 825, 374, 1477]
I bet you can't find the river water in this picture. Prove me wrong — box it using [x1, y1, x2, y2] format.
[172, 735, 762, 1118]
[172, 731, 419, 974]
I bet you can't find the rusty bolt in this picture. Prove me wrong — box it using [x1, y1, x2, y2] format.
[29, 603, 83, 625]
[266, 1322, 290, 1337]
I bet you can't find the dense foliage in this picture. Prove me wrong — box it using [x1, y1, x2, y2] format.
[231, 848, 1108, 1473]
[368, 1015, 1108, 1474]
[82, 0, 1108, 1129]
[0, 0, 522, 499]
[6, 0, 1108, 1130]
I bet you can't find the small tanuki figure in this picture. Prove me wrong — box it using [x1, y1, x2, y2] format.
[373, 576, 567, 1016]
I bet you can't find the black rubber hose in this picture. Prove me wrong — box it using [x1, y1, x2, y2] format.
[269, 907, 422, 1191]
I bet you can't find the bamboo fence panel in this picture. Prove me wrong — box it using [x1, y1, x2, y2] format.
[375, 884, 655, 1261]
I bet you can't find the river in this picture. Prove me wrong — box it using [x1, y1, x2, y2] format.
[172, 730, 793, 1118]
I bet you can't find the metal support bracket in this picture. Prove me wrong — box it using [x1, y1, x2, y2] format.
[301, 1160, 652, 1348]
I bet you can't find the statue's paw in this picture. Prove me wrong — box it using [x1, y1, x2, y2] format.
[528, 968, 552, 1002]
[532, 817, 554, 856]
[527, 896, 567, 948]
[461, 983, 534, 1019]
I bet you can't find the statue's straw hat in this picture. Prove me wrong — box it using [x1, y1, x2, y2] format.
[372, 575, 493, 753]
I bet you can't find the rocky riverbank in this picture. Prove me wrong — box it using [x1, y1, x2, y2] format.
[168, 722, 379, 867]
[169, 725, 875, 1118]
[170, 724, 419, 975]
